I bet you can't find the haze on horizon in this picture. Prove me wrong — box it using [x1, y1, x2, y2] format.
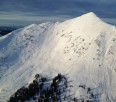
[0, 0, 116, 26]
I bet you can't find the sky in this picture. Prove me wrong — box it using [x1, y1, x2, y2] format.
[0, 0, 116, 26]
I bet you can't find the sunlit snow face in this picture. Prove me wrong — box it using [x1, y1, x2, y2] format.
[0, 0, 116, 26]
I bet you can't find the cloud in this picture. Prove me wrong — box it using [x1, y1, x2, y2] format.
[0, 12, 71, 26]
[0, 0, 115, 26]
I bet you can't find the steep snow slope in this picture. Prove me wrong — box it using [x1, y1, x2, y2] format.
[0, 12, 116, 102]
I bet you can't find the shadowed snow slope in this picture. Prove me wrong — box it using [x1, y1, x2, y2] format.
[0, 12, 116, 102]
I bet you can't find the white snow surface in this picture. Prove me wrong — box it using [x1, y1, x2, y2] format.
[0, 12, 116, 102]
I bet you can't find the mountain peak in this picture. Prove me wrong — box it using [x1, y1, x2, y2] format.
[78, 12, 100, 21]
[64, 12, 101, 26]
[83, 12, 97, 17]
[0, 12, 116, 102]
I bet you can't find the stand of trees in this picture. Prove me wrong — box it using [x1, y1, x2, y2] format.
[8, 73, 96, 102]
[8, 73, 68, 102]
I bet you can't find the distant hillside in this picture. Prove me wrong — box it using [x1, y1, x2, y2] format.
[0, 26, 20, 36]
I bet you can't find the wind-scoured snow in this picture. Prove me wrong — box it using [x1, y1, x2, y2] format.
[0, 12, 116, 102]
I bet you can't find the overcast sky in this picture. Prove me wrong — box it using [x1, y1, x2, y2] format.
[0, 0, 116, 26]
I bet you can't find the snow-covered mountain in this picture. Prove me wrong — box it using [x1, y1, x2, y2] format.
[0, 12, 116, 102]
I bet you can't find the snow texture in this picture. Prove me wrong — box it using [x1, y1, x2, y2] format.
[0, 12, 116, 102]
